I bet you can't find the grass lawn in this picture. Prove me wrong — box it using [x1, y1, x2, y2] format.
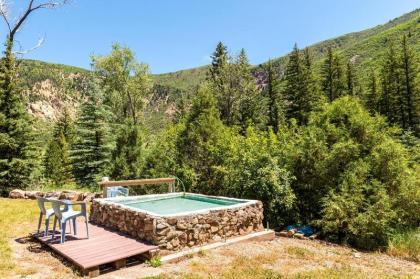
[0, 197, 418, 279]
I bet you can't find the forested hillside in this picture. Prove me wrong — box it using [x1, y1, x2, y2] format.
[1, 5, 419, 255]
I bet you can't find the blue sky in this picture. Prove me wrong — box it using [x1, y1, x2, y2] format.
[1, 0, 419, 74]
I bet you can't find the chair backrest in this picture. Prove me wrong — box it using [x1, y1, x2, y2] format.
[51, 200, 66, 219]
[107, 186, 129, 198]
[36, 197, 49, 215]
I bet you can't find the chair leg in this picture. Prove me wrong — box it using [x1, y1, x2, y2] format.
[85, 217, 89, 239]
[44, 217, 50, 237]
[61, 222, 66, 244]
[51, 216, 57, 239]
[72, 218, 77, 235]
[37, 212, 43, 235]
[68, 220, 72, 234]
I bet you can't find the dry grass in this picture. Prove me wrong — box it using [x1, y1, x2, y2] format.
[1, 198, 419, 279]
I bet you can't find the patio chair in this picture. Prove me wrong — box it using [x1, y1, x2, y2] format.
[106, 186, 129, 198]
[36, 197, 69, 237]
[51, 200, 89, 243]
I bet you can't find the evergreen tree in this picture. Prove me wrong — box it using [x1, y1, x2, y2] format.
[283, 44, 319, 124]
[346, 60, 355, 96]
[209, 42, 229, 81]
[0, 39, 36, 194]
[71, 81, 112, 187]
[208, 42, 237, 126]
[264, 60, 282, 133]
[380, 42, 403, 126]
[400, 34, 418, 134]
[235, 49, 264, 132]
[366, 70, 379, 114]
[43, 110, 74, 185]
[176, 84, 229, 194]
[110, 123, 144, 180]
[321, 47, 345, 102]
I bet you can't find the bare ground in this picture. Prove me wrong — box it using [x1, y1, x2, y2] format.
[9, 234, 419, 279]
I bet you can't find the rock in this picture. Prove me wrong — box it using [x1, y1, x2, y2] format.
[278, 230, 288, 237]
[156, 222, 168, 230]
[171, 238, 180, 247]
[167, 218, 177, 225]
[210, 226, 219, 233]
[309, 234, 318, 240]
[213, 235, 222, 241]
[9, 189, 26, 199]
[176, 222, 187, 230]
[157, 227, 171, 236]
[353, 252, 361, 258]
[287, 229, 297, 237]
[25, 191, 42, 199]
[294, 233, 305, 239]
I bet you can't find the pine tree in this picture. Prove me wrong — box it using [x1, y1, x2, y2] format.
[71, 81, 112, 187]
[235, 49, 264, 132]
[321, 47, 345, 102]
[176, 84, 228, 194]
[283, 44, 318, 124]
[366, 70, 379, 114]
[0, 39, 36, 194]
[400, 34, 418, 134]
[209, 42, 229, 81]
[380, 42, 403, 127]
[43, 110, 74, 185]
[110, 123, 143, 180]
[346, 60, 355, 96]
[208, 42, 237, 126]
[264, 60, 282, 133]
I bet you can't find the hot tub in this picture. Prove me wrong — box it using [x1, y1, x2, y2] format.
[90, 193, 264, 251]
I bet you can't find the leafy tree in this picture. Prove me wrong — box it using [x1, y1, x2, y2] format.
[176, 84, 231, 194]
[93, 44, 152, 179]
[0, 40, 36, 194]
[321, 47, 345, 102]
[71, 81, 113, 187]
[92, 43, 151, 125]
[225, 128, 296, 227]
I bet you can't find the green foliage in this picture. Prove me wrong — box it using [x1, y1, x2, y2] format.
[110, 123, 144, 180]
[283, 44, 322, 124]
[387, 229, 420, 262]
[0, 40, 37, 195]
[43, 110, 74, 186]
[145, 256, 162, 268]
[320, 47, 345, 102]
[70, 80, 113, 187]
[92, 43, 151, 125]
[176, 84, 231, 194]
[225, 128, 296, 227]
[263, 60, 283, 133]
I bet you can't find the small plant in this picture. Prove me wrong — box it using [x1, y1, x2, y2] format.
[197, 248, 207, 257]
[145, 256, 162, 268]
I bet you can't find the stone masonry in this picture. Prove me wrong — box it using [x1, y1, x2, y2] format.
[89, 198, 264, 252]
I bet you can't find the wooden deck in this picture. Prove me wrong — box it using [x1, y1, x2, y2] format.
[34, 221, 158, 277]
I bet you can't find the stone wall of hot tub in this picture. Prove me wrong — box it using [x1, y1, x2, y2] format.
[89, 199, 264, 252]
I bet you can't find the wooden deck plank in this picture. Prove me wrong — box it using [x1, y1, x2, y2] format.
[34, 221, 158, 271]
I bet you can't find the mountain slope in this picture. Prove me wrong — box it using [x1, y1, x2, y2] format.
[155, 8, 420, 91]
[14, 8, 420, 124]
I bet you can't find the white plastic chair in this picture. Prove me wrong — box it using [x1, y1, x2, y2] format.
[51, 200, 89, 243]
[106, 186, 129, 198]
[36, 197, 69, 237]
